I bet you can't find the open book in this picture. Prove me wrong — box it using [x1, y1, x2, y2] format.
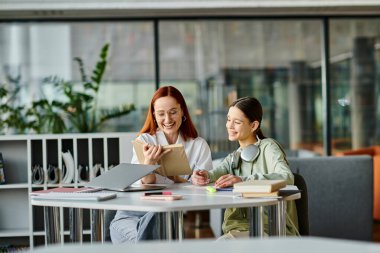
[132, 139, 192, 176]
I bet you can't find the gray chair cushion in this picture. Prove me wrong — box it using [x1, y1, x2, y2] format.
[288, 155, 373, 241]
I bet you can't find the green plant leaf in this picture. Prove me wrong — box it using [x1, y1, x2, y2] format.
[74, 57, 88, 83]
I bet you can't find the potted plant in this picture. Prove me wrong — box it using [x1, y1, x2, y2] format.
[26, 43, 135, 133]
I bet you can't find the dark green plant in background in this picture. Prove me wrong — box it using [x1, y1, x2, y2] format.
[0, 74, 31, 134]
[1, 43, 135, 134]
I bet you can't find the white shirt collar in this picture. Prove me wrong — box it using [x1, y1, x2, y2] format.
[156, 129, 185, 146]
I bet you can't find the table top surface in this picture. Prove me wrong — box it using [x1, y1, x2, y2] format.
[28, 237, 380, 253]
[30, 183, 297, 212]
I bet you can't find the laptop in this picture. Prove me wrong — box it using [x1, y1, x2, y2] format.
[85, 163, 166, 192]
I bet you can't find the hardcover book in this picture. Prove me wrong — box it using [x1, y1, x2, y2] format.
[233, 179, 287, 193]
[241, 191, 280, 198]
[132, 139, 192, 176]
[240, 185, 301, 198]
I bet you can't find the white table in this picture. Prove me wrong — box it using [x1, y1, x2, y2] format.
[31, 183, 296, 244]
[27, 237, 380, 253]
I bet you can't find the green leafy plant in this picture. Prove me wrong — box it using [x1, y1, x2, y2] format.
[29, 43, 135, 133]
[0, 77, 31, 134]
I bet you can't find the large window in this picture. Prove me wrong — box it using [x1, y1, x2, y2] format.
[1, 17, 380, 157]
[329, 19, 380, 153]
[159, 20, 322, 156]
[0, 21, 155, 133]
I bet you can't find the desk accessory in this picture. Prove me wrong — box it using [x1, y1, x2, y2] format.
[144, 191, 172, 196]
[62, 150, 75, 183]
[206, 186, 216, 193]
[216, 187, 233, 192]
[47, 165, 59, 184]
[32, 164, 44, 184]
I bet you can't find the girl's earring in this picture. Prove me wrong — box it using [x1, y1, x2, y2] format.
[182, 116, 187, 122]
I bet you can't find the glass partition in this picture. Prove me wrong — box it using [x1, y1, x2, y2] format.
[329, 19, 380, 154]
[159, 20, 322, 157]
[2, 17, 380, 157]
[0, 21, 155, 133]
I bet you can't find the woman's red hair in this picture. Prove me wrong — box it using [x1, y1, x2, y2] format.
[139, 86, 198, 141]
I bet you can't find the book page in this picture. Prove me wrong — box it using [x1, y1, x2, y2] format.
[132, 139, 192, 176]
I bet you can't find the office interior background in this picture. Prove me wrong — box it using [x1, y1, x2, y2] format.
[1, 0, 380, 158]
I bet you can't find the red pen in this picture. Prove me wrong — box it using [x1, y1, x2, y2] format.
[144, 191, 172, 196]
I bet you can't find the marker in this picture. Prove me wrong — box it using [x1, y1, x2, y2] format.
[206, 186, 217, 193]
[144, 191, 172, 196]
[216, 187, 233, 192]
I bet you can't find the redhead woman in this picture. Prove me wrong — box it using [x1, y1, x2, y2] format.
[110, 86, 213, 243]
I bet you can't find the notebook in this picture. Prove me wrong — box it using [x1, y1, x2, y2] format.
[31, 192, 117, 201]
[85, 163, 165, 192]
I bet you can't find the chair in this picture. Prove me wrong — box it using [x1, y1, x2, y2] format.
[336, 146, 380, 220]
[293, 172, 309, 236]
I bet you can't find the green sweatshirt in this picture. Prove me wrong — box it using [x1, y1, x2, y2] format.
[208, 138, 299, 236]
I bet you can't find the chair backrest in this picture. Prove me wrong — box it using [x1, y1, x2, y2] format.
[293, 172, 309, 236]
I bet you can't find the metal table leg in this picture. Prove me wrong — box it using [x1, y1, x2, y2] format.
[165, 212, 173, 241]
[69, 208, 83, 243]
[44, 206, 61, 245]
[277, 199, 287, 237]
[156, 212, 172, 240]
[248, 206, 264, 238]
[91, 209, 105, 243]
[172, 211, 184, 241]
[267, 204, 279, 236]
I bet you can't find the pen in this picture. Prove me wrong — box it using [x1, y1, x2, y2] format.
[216, 187, 233, 192]
[144, 191, 172, 196]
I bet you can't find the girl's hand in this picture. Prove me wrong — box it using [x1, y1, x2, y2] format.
[191, 170, 210, 186]
[214, 174, 242, 188]
[142, 143, 171, 165]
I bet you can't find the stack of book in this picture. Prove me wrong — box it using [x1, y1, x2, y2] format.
[233, 179, 288, 198]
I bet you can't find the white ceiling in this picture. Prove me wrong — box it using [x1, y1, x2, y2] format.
[1, 0, 380, 19]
